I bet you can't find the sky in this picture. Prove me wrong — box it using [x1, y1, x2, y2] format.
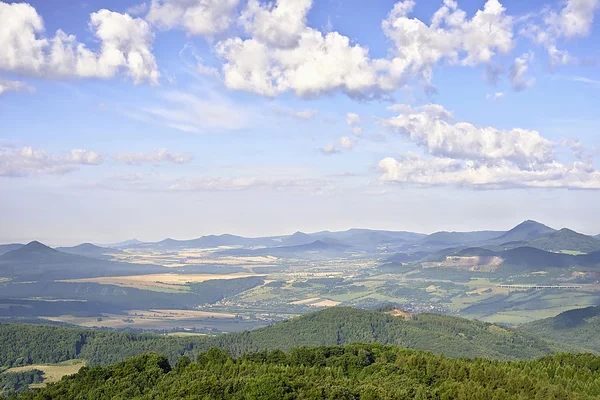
[0, 0, 599, 245]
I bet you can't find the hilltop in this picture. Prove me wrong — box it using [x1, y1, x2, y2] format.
[527, 228, 600, 254]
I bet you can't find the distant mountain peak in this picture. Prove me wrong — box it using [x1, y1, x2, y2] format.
[23, 240, 56, 252]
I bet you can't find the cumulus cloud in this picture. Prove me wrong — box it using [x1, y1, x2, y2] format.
[0, 79, 34, 96]
[352, 127, 363, 137]
[520, 0, 599, 65]
[378, 155, 600, 189]
[380, 103, 555, 167]
[146, 0, 239, 37]
[509, 53, 535, 91]
[114, 148, 193, 165]
[0, 2, 159, 84]
[379, 0, 514, 88]
[240, 0, 312, 48]
[216, 0, 515, 98]
[346, 112, 361, 125]
[0, 146, 103, 177]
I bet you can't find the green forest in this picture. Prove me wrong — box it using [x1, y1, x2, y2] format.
[0, 307, 565, 370]
[8, 344, 600, 400]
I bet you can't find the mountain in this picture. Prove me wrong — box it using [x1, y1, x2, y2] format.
[0, 241, 166, 281]
[130, 234, 279, 249]
[56, 243, 124, 259]
[0, 243, 23, 256]
[521, 306, 600, 353]
[526, 228, 600, 254]
[595, 234, 600, 240]
[279, 231, 314, 246]
[493, 220, 556, 243]
[426, 245, 600, 270]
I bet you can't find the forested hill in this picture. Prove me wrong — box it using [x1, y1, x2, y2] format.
[521, 306, 600, 353]
[0, 308, 565, 370]
[11, 344, 600, 400]
[211, 307, 561, 360]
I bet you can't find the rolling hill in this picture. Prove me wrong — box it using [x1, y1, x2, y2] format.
[210, 307, 560, 360]
[0, 241, 167, 281]
[521, 306, 600, 353]
[526, 228, 600, 254]
[0, 307, 564, 367]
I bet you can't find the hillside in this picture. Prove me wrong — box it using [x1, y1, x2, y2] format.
[527, 228, 600, 254]
[521, 306, 600, 353]
[0, 308, 563, 369]
[11, 346, 600, 400]
[0, 241, 167, 280]
[212, 307, 559, 360]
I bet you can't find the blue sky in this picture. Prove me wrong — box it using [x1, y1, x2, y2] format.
[0, 0, 599, 245]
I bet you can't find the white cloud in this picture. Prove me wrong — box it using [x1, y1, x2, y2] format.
[545, 0, 600, 38]
[380, 103, 555, 167]
[509, 53, 535, 91]
[146, 0, 239, 37]
[520, 0, 599, 65]
[339, 136, 356, 149]
[0, 146, 103, 177]
[378, 154, 600, 189]
[216, 0, 516, 98]
[352, 127, 363, 137]
[346, 112, 361, 125]
[128, 89, 250, 133]
[486, 92, 504, 101]
[0, 2, 159, 84]
[0, 79, 34, 96]
[114, 148, 193, 165]
[216, 29, 381, 98]
[240, 0, 312, 48]
[379, 0, 514, 88]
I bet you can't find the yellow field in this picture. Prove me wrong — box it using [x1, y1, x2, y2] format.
[62, 272, 264, 290]
[4, 360, 86, 387]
